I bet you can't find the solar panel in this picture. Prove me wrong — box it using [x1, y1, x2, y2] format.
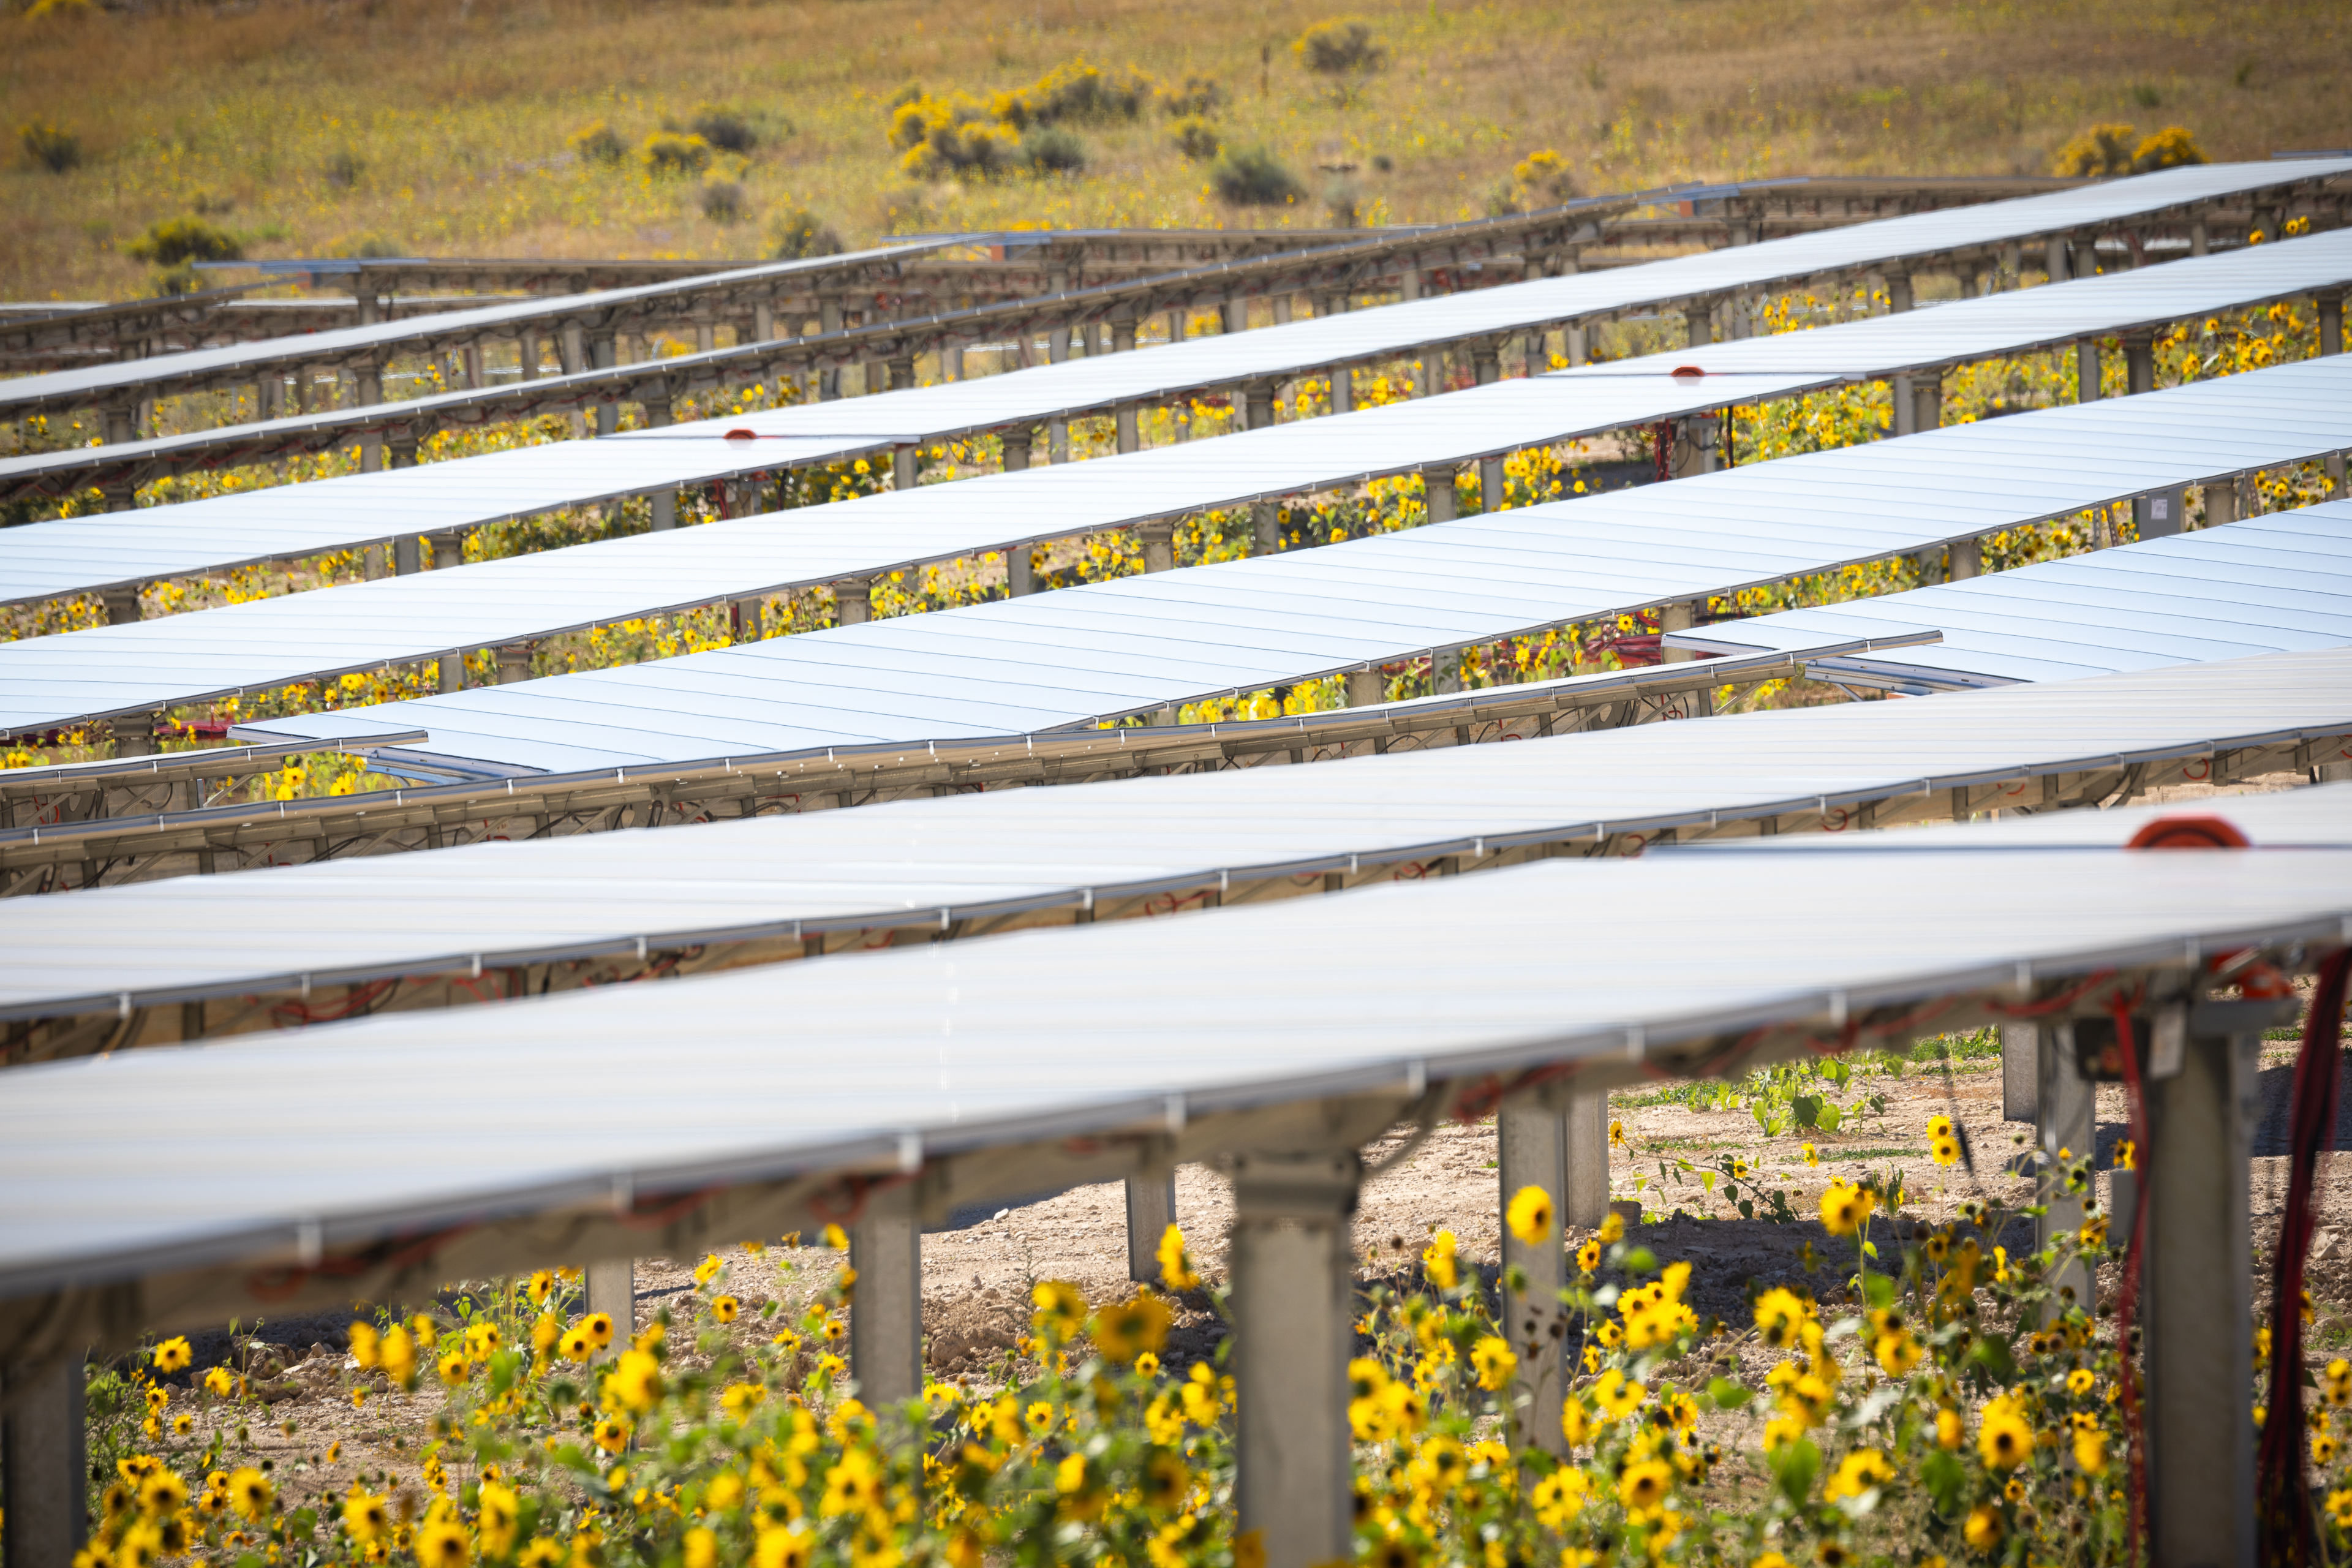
[3, 646, 2346, 1024]
[202, 356, 2352, 775]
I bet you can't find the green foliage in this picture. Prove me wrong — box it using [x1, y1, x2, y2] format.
[2051, 120, 2206, 176]
[997, 58, 1155, 128]
[1167, 115, 1221, 162]
[18, 118, 80, 173]
[125, 215, 242, 266]
[567, 119, 627, 165]
[1155, 75, 1226, 117]
[321, 148, 362, 188]
[1208, 143, 1303, 206]
[1293, 17, 1387, 75]
[889, 93, 1019, 180]
[685, 103, 759, 153]
[767, 206, 843, 260]
[639, 130, 713, 176]
[1022, 124, 1087, 175]
[697, 178, 747, 224]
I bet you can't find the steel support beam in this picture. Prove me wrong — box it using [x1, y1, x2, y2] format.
[1229, 1150, 1359, 1568]
[2002, 1023, 2037, 1123]
[1125, 1172, 1178, 1283]
[2035, 1021, 2094, 1316]
[1497, 1095, 1567, 1453]
[585, 1258, 634, 1346]
[835, 578, 871, 627]
[2144, 1001, 2274, 1568]
[2, 1355, 86, 1568]
[1139, 521, 1176, 575]
[850, 1183, 923, 1412]
[1564, 1087, 1609, 1229]
[1422, 466, 1457, 523]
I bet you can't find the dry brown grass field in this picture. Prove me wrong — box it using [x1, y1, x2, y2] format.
[2, 0, 2348, 301]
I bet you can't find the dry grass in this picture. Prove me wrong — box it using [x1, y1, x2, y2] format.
[2, 0, 2346, 300]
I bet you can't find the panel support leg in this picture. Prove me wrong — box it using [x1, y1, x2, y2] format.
[850, 1184, 922, 1413]
[1497, 1095, 1567, 1453]
[1562, 1086, 1610, 1230]
[2035, 1022, 2094, 1317]
[2145, 1003, 2269, 1568]
[2, 1355, 85, 1568]
[1125, 1172, 1177, 1284]
[585, 1259, 634, 1346]
[1229, 1150, 1359, 1568]
[2002, 1023, 2037, 1123]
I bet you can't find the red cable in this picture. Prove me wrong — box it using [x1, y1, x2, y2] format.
[2259, 948, 2352, 1564]
[2111, 996, 2153, 1560]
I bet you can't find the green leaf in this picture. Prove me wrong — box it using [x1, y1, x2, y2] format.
[1967, 1335, 2017, 1382]
[1739, 1199, 1755, 1220]
[1700, 1172, 1716, 1194]
[1921, 1448, 1967, 1515]
[1619, 1246, 1658, 1275]
[1862, 1272, 1896, 1310]
[1752, 1101, 1771, 1131]
[1768, 1436, 1822, 1504]
[1816, 1102, 1844, 1133]
[1705, 1376, 1754, 1410]
[1793, 1095, 1821, 1129]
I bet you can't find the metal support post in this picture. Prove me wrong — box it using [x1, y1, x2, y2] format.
[102, 586, 140, 625]
[113, 711, 154, 760]
[1949, 536, 1981, 579]
[2045, 236, 2070, 283]
[1246, 498, 1278, 554]
[1049, 420, 1069, 464]
[438, 652, 464, 692]
[3, 1355, 86, 1568]
[753, 301, 775, 344]
[560, 323, 586, 376]
[1885, 273, 1913, 314]
[2144, 1002, 2271, 1568]
[850, 1185, 924, 1412]
[355, 364, 383, 473]
[1563, 1087, 1609, 1230]
[1329, 364, 1352, 415]
[1565, 322, 1588, 366]
[2076, 339, 2102, 403]
[1431, 647, 1461, 695]
[1422, 466, 1457, 523]
[1891, 372, 1917, 437]
[496, 644, 532, 684]
[640, 401, 677, 530]
[395, 535, 421, 575]
[1125, 1172, 1178, 1283]
[2000, 1023, 2038, 1121]
[887, 354, 914, 393]
[892, 446, 918, 491]
[1221, 298, 1246, 335]
[835, 578, 872, 627]
[1000, 429, 1031, 472]
[1111, 316, 1137, 353]
[1344, 668, 1385, 708]
[2071, 239, 2098, 282]
[2321, 290, 2345, 358]
[1006, 541, 1033, 598]
[1115, 402, 1139, 454]
[2035, 1022, 2095, 1318]
[1243, 382, 1275, 431]
[1139, 521, 1176, 575]
[2203, 477, 2237, 529]
[1481, 452, 1506, 512]
[1472, 342, 1500, 385]
[1912, 374, 1942, 435]
[1497, 1095, 1567, 1453]
[516, 334, 538, 380]
[1047, 323, 1069, 365]
[1659, 600, 1696, 665]
[940, 341, 961, 381]
[2123, 331, 2155, 398]
[589, 335, 618, 435]
[1229, 1150, 1360, 1568]
[585, 1259, 635, 1343]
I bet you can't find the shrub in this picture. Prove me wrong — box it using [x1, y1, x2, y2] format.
[1169, 116, 1221, 162]
[2131, 124, 2208, 172]
[1511, 147, 1577, 204]
[126, 214, 243, 266]
[322, 149, 362, 189]
[1293, 17, 1386, 76]
[768, 206, 844, 260]
[1210, 144, 1305, 206]
[641, 130, 713, 176]
[1155, 75, 1226, 117]
[568, 120, 627, 165]
[891, 94, 1019, 181]
[2050, 121, 2138, 177]
[1022, 124, 1087, 175]
[1324, 176, 1362, 228]
[18, 119, 79, 173]
[998, 59, 1153, 128]
[687, 105, 758, 154]
[698, 179, 747, 224]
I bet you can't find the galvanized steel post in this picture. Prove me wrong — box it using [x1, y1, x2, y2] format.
[2144, 1001, 2276, 1568]
[888, 354, 915, 393]
[589, 334, 619, 435]
[1497, 1095, 1567, 1453]
[1344, 668, 1385, 708]
[1422, 466, 1457, 524]
[2076, 338, 2102, 403]
[1125, 1173, 1178, 1283]
[102, 586, 140, 626]
[851, 1185, 924, 1414]
[2001, 1023, 2037, 1123]
[586, 1259, 635, 1346]
[496, 644, 532, 685]
[1229, 1150, 1359, 1568]
[2124, 331, 2155, 397]
[1659, 600, 1696, 665]
[1222, 298, 1247, 335]
[1139, 521, 1176, 574]
[999, 429, 1031, 473]
[2035, 1021, 2094, 1318]
[1243, 382, 1276, 431]
[2, 1354, 86, 1568]
[835, 578, 872, 627]
[1329, 363, 1353, 414]
[1115, 402, 1139, 454]
[892, 446, 918, 491]
[1563, 1088, 1609, 1231]
[643, 400, 677, 531]
[2324, 294, 2348, 494]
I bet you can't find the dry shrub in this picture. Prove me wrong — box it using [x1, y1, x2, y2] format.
[18, 119, 80, 173]
[1155, 76, 1226, 118]
[641, 130, 713, 176]
[768, 207, 843, 260]
[1210, 144, 1304, 206]
[687, 105, 758, 154]
[995, 59, 1153, 128]
[698, 179, 747, 224]
[1168, 116, 1221, 162]
[322, 149, 363, 188]
[1512, 148, 1577, 203]
[2051, 121, 2204, 178]
[1293, 18, 1386, 77]
[126, 214, 242, 266]
[568, 120, 627, 165]
[889, 93, 1020, 180]
[1022, 125, 1087, 175]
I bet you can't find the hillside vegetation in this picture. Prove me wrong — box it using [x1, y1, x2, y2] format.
[4, 0, 2348, 300]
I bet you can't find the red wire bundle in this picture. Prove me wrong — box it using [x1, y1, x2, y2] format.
[2258, 949, 2352, 1565]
